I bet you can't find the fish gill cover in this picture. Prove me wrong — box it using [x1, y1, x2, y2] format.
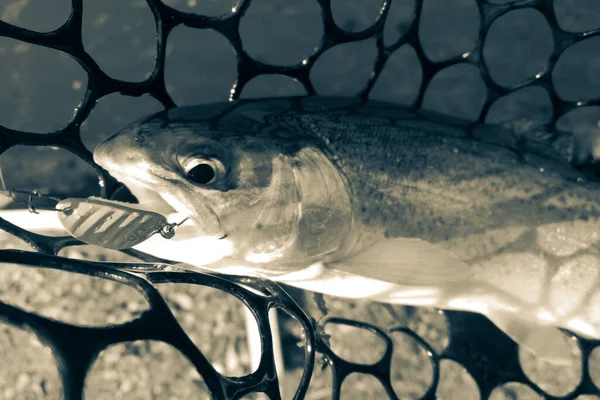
[0, 0, 599, 399]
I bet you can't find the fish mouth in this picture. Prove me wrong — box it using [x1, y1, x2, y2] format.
[125, 177, 226, 240]
[157, 185, 226, 239]
[142, 192, 213, 241]
[119, 181, 178, 218]
[102, 175, 202, 239]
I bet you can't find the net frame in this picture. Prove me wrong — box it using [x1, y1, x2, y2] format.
[0, 0, 599, 399]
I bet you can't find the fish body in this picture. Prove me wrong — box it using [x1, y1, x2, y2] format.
[94, 96, 600, 361]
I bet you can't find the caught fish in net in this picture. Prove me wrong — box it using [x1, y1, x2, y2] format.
[0, 0, 599, 399]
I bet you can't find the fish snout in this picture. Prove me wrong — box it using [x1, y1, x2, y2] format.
[93, 132, 138, 172]
[94, 137, 120, 170]
[93, 139, 114, 169]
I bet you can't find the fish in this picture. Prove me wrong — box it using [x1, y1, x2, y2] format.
[93, 95, 600, 363]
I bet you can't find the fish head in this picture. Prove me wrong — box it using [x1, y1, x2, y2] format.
[93, 106, 353, 269]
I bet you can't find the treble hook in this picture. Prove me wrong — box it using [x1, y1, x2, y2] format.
[0, 164, 62, 213]
[27, 190, 41, 214]
[0, 188, 62, 213]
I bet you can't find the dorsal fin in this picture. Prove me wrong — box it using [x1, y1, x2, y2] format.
[471, 118, 600, 182]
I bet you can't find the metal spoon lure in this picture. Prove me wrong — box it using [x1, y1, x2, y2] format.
[1, 189, 186, 250]
[56, 197, 190, 250]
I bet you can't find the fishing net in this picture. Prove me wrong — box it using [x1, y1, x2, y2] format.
[0, 0, 599, 399]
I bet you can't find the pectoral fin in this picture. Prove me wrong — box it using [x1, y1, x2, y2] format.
[327, 238, 473, 286]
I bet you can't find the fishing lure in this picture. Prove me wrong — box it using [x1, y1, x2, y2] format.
[0, 189, 186, 250]
[56, 197, 183, 250]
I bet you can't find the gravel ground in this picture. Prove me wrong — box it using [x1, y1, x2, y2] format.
[1, 0, 600, 399]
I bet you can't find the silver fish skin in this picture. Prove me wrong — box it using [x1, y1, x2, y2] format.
[94, 96, 600, 362]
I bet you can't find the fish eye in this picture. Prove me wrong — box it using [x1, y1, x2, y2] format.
[183, 158, 224, 185]
[187, 163, 215, 184]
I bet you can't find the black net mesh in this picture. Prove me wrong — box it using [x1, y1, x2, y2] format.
[0, 0, 599, 399]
